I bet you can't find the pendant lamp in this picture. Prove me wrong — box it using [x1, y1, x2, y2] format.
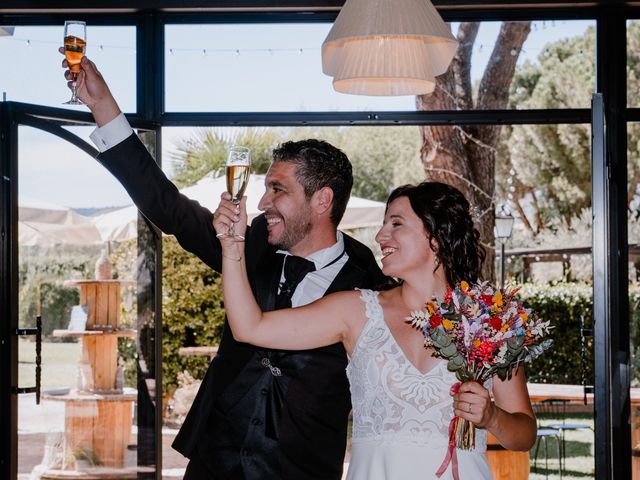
[322, 0, 458, 96]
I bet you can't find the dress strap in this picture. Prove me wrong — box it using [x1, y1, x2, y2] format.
[357, 289, 383, 324]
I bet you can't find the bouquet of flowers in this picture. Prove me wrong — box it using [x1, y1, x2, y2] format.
[406, 280, 552, 477]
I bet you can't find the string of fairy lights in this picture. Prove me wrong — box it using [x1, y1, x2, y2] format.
[0, 19, 584, 59]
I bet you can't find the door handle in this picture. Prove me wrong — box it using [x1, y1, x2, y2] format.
[13, 315, 42, 404]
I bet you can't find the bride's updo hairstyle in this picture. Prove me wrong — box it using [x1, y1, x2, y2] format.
[386, 181, 485, 287]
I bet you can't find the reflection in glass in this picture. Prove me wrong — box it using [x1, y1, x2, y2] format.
[17, 125, 152, 477]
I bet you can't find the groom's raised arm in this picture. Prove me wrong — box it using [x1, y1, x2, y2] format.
[64, 54, 223, 270]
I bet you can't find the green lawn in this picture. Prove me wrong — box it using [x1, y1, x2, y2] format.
[18, 339, 81, 390]
[529, 413, 595, 479]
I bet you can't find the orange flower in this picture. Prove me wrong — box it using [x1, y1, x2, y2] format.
[492, 292, 503, 307]
[442, 319, 454, 330]
[460, 280, 469, 292]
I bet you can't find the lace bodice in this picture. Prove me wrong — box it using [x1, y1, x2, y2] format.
[347, 289, 487, 451]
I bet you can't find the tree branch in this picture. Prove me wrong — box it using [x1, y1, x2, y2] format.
[453, 22, 480, 111]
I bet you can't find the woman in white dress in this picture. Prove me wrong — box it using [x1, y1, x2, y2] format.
[216, 181, 536, 479]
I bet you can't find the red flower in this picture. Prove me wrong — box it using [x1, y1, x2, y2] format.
[490, 317, 502, 330]
[430, 315, 442, 328]
[444, 287, 453, 304]
[481, 294, 494, 305]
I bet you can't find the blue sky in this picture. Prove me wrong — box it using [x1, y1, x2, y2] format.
[1, 19, 593, 208]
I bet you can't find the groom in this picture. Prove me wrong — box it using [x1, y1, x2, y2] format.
[64, 55, 388, 479]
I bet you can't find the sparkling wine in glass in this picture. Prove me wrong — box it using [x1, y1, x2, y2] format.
[218, 146, 251, 240]
[63, 20, 87, 105]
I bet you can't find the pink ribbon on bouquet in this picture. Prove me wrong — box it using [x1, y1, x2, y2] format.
[437, 381, 463, 480]
[436, 416, 460, 480]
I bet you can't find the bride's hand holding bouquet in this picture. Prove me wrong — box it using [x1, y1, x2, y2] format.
[407, 280, 553, 478]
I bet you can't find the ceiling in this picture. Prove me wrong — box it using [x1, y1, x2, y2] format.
[0, 0, 636, 15]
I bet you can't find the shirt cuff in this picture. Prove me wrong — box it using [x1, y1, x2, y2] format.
[89, 113, 134, 153]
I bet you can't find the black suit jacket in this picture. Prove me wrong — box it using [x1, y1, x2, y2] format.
[98, 133, 388, 480]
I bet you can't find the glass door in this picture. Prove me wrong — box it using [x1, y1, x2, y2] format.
[0, 102, 161, 480]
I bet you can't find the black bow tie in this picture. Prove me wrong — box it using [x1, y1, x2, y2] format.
[276, 255, 316, 308]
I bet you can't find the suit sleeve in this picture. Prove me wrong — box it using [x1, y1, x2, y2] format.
[97, 133, 224, 270]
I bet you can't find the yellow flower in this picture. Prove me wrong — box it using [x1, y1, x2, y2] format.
[473, 339, 481, 347]
[427, 303, 435, 315]
[492, 292, 503, 307]
[520, 312, 529, 321]
[461, 280, 469, 292]
[442, 319, 454, 330]
[501, 324, 509, 333]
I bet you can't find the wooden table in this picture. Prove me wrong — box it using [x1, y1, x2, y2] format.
[178, 346, 218, 359]
[527, 382, 640, 404]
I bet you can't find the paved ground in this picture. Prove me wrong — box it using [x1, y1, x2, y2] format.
[17, 394, 349, 479]
[17, 393, 189, 479]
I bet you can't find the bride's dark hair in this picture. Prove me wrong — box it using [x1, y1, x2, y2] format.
[386, 181, 485, 287]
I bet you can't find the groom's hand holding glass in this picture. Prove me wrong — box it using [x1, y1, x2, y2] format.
[213, 192, 248, 261]
[59, 50, 121, 127]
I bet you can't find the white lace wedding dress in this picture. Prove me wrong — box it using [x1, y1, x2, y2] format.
[345, 290, 493, 480]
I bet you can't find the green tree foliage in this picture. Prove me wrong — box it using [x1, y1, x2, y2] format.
[169, 127, 284, 188]
[169, 125, 424, 202]
[18, 245, 98, 337]
[283, 126, 424, 202]
[521, 282, 640, 385]
[501, 24, 640, 233]
[519, 282, 594, 384]
[161, 237, 226, 393]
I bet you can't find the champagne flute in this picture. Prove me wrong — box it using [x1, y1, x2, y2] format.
[63, 20, 87, 105]
[218, 146, 252, 241]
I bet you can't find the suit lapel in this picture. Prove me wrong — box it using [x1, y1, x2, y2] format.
[255, 252, 285, 312]
[325, 260, 362, 295]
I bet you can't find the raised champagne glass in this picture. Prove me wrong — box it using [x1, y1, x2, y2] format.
[63, 20, 87, 105]
[218, 146, 251, 241]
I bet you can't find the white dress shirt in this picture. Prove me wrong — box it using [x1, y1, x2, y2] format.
[89, 112, 133, 153]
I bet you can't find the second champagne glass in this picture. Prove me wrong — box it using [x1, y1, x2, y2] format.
[219, 146, 252, 240]
[63, 20, 87, 105]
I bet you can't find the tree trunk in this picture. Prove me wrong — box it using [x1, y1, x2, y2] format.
[416, 21, 531, 282]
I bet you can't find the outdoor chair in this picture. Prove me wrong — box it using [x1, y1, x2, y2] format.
[542, 398, 593, 471]
[545, 315, 594, 471]
[532, 401, 563, 479]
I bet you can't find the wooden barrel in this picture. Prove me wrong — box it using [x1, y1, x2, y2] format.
[485, 432, 530, 480]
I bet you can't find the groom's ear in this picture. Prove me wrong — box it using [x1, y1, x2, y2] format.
[311, 187, 334, 217]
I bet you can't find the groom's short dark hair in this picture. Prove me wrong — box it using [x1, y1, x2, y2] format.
[272, 139, 353, 228]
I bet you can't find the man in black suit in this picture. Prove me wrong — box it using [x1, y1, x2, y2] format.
[64, 56, 387, 480]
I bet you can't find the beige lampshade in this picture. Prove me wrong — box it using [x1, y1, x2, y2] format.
[322, 0, 458, 96]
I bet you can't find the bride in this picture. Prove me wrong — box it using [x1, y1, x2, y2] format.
[216, 181, 536, 479]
